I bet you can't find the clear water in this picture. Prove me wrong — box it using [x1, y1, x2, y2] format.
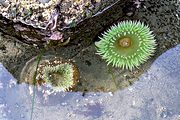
[0, 45, 180, 120]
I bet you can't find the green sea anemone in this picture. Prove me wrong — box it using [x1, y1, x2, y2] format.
[20, 56, 79, 92]
[37, 59, 79, 92]
[95, 20, 156, 70]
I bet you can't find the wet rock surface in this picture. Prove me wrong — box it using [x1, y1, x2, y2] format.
[0, 44, 179, 120]
[136, 0, 180, 56]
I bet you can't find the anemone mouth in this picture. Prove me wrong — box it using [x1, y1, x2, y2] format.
[95, 20, 156, 70]
[113, 34, 140, 57]
[118, 37, 132, 48]
[20, 55, 80, 92]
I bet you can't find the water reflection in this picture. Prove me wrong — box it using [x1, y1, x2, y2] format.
[0, 63, 31, 120]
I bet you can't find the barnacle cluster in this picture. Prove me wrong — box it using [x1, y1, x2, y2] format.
[0, 0, 57, 28]
[0, 0, 110, 28]
[95, 20, 156, 70]
[0, 0, 116, 28]
[20, 56, 79, 92]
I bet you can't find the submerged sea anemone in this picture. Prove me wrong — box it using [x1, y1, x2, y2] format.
[36, 59, 79, 92]
[20, 56, 79, 92]
[95, 20, 156, 70]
